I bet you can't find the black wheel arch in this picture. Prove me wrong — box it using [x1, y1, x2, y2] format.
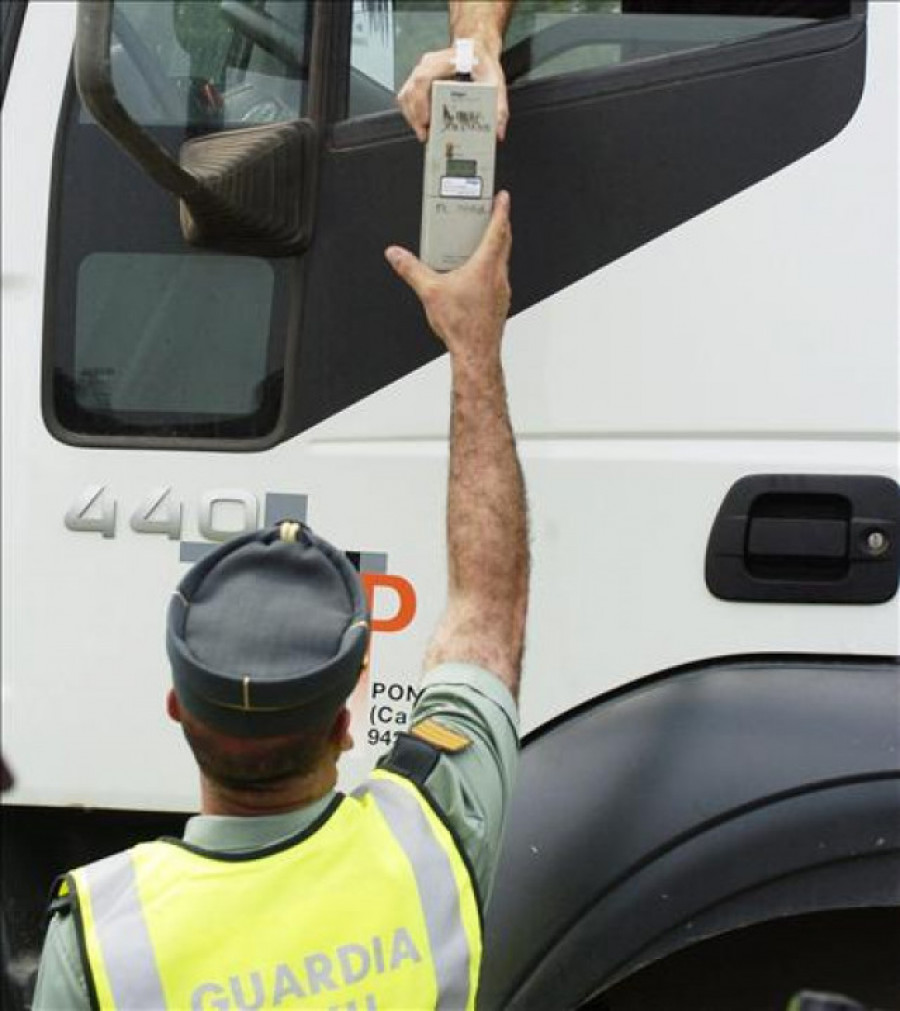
[478, 654, 900, 1009]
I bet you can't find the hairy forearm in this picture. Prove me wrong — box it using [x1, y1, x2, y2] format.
[427, 353, 529, 697]
[449, 1, 515, 52]
[388, 191, 521, 691]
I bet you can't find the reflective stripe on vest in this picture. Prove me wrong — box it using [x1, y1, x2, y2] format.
[357, 778, 472, 1010]
[69, 771, 480, 1010]
[79, 851, 167, 1009]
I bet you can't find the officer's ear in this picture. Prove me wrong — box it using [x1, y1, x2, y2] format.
[334, 706, 353, 754]
[166, 688, 182, 725]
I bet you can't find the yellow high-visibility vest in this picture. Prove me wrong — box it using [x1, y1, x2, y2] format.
[58, 771, 482, 1010]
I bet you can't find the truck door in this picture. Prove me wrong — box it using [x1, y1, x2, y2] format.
[7, 0, 889, 803]
[44, 0, 866, 451]
[40, 0, 892, 733]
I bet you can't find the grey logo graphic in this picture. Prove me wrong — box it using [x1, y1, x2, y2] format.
[441, 105, 490, 133]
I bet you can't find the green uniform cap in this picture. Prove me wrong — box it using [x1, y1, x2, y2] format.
[166, 522, 370, 737]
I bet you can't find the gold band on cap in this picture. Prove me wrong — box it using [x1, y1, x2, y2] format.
[279, 521, 301, 543]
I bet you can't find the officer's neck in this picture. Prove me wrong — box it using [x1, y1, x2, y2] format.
[198, 761, 338, 817]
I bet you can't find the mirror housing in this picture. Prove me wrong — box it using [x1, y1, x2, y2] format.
[75, 0, 316, 256]
[179, 121, 316, 255]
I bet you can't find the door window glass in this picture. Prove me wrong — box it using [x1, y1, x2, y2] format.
[74, 254, 274, 417]
[348, 0, 850, 118]
[105, 0, 310, 128]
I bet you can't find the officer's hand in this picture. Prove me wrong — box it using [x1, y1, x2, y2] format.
[385, 191, 512, 361]
[397, 40, 509, 142]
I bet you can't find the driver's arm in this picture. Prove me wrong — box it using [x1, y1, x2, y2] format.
[397, 1, 516, 142]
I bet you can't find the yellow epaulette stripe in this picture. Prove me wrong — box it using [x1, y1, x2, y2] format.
[411, 718, 472, 753]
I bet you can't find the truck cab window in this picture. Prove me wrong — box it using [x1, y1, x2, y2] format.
[72, 254, 275, 423]
[48, 0, 310, 444]
[107, 0, 309, 128]
[348, 0, 851, 117]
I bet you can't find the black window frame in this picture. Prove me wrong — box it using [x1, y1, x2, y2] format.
[41, 0, 337, 452]
[1, 0, 28, 106]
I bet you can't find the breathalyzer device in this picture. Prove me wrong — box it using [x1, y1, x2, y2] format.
[420, 39, 497, 271]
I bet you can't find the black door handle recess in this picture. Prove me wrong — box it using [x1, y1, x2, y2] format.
[706, 475, 899, 604]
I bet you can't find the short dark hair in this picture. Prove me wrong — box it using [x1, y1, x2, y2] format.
[179, 712, 335, 792]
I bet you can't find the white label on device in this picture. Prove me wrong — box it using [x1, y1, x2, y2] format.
[440, 176, 483, 198]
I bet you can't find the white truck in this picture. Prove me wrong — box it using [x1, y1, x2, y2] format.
[2, 1, 898, 1007]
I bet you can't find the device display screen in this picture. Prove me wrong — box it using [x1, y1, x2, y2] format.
[445, 158, 478, 177]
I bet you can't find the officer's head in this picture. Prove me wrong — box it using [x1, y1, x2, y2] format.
[165, 521, 370, 792]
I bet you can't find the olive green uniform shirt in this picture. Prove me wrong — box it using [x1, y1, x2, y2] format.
[31, 664, 519, 1010]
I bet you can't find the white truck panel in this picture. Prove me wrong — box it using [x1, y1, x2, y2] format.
[2, 1, 897, 815]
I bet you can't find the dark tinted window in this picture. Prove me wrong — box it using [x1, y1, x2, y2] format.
[47, 0, 310, 443]
[348, 0, 852, 117]
[74, 254, 274, 416]
[105, 0, 309, 128]
[623, 2, 847, 15]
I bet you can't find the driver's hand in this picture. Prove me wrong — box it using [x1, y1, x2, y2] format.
[397, 39, 508, 143]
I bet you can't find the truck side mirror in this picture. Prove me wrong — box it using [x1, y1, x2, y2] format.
[75, 0, 317, 256]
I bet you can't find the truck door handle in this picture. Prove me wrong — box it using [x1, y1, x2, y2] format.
[705, 475, 899, 604]
[747, 516, 848, 561]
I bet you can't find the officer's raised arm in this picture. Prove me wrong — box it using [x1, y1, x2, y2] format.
[385, 190, 528, 699]
[398, 1, 516, 143]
